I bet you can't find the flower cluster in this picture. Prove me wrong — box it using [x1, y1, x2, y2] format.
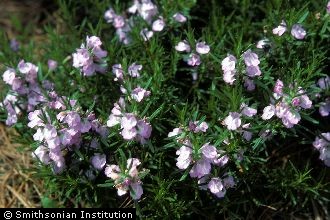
[2, 0, 330, 210]
[168, 120, 209, 140]
[243, 49, 261, 78]
[0, 51, 154, 203]
[113, 64, 151, 101]
[105, 158, 148, 200]
[313, 133, 330, 166]
[1, 60, 50, 125]
[198, 174, 235, 198]
[175, 141, 229, 177]
[1, 55, 151, 200]
[30, 110, 66, 174]
[30, 98, 109, 174]
[128, 0, 158, 24]
[0, 57, 110, 175]
[221, 49, 261, 91]
[105, 0, 187, 44]
[222, 103, 257, 141]
[140, 15, 166, 41]
[169, 120, 235, 198]
[273, 20, 307, 40]
[72, 36, 107, 76]
[128, 0, 187, 26]
[107, 98, 152, 144]
[175, 40, 210, 66]
[112, 62, 143, 81]
[104, 7, 132, 44]
[243, 49, 261, 91]
[262, 79, 312, 128]
[131, 86, 151, 102]
[108, 61, 152, 144]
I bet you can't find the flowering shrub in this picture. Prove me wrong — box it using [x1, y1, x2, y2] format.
[1, 0, 330, 218]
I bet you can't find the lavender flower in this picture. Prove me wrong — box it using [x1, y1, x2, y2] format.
[201, 143, 218, 160]
[319, 98, 330, 116]
[10, 39, 19, 51]
[208, 178, 226, 198]
[221, 55, 237, 85]
[244, 78, 256, 91]
[72, 36, 107, 76]
[262, 105, 276, 120]
[136, 119, 152, 143]
[18, 60, 38, 83]
[121, 113, 137, 130]
[240, 104, 257, 117]
[175, 41, 191, 52]
[104, 8, 116, 23]
[28, 110, 44, 128]
[246, 65, 261, 77]
[116, 25, 132, 45]
[140, 28, 154, 41]
[112, 64, 124, 81]
[189, 121, 209, 133]
[272, 20, 287, 36]
[173, 12, 187, 23]
[128, 63, 142, 78]
[274, 79, 284, 96]
[152, 17, 165, 32]
[243, 49, 260, 67]
[105, 158, 146, 200]
[196, 42, 210, 55]
[113, 15, 125, 28]
[223, 112, 241, 130]
[32, 145, 51, 165]
[242, 123, 253, 141]
[176, 144, 193, 170]
[91, 153, 106, 170]
[313, 133, 330, 166]
[317, 76, 330, 90]
[291, 24, 306, 40]
[176, 40, 210, 66]
[48, 59, 58, 71]
[107, 104, 152, 144]
[189, 159, 211, 178]
[187, 53, 201, 66]
[168, 128, 183, 139]
[2, 68, 16, 85]
[262, 80, 313, 128]
[136, 0, 158, 23]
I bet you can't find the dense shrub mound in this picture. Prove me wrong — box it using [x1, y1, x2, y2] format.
[1, 0, 329, 218]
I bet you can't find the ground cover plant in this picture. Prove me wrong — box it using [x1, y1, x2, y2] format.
[0, 0, 330, 218]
